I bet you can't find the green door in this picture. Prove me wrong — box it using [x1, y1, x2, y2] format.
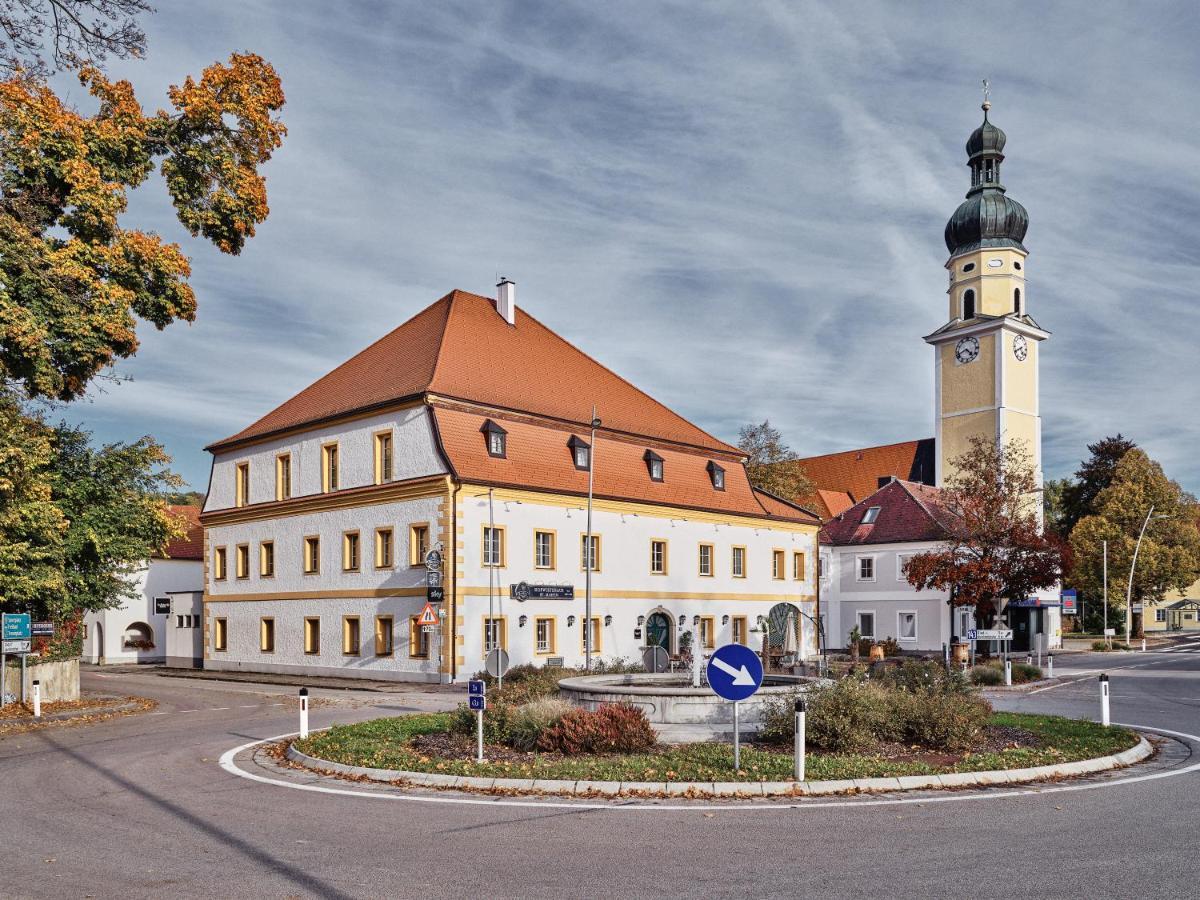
[646, 613, 670, 650]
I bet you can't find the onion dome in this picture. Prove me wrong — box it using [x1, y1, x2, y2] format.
[944, 101, 1028, 257]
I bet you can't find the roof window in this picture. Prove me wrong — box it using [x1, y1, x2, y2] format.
[567, 435, 591, 471]
[643, 449, 664, 482]
[480, 419, 507, 458]
[862, 506, 881, 524]
[706, 461, 725, 491]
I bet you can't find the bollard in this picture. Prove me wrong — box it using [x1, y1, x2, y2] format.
[32, 679, 41, 719]
[1026, 654, 1033, 666]
[1141, 638, 1146, 653]
[1004, 658, 1012, 687]
[794, 698, 807, 782]
[298, 687, 309, 739]
[1048, 654, 1054, 679]
[1099, 674, 1110, 727]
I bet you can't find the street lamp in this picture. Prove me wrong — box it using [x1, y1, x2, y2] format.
[584, 407, 601, 671]
[1125, 506, 1171, 647]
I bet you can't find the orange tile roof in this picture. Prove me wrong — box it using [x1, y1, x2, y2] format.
[814, 489, 855, 519]
[433, 406, 819, 525]
[158, 505, 203, 560]
[210, 290, 737, 454]
[786, 438, 936, 509]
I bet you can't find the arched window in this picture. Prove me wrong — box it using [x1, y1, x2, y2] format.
[962, 289, 976, 320]
[1013, 287, 1021, 314]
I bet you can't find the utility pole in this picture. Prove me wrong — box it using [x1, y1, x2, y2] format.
[584, 407, 600, 671]
[1126, 506, 1165, 648]
[1102, 540, 1108, 647]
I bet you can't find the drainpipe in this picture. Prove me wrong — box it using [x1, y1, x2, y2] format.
[450, 480, 460, 683]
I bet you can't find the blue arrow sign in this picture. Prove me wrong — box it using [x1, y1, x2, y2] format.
[706, 643, 764, 702]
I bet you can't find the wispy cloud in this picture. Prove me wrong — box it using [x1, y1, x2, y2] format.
[58, 0, 1200, 495]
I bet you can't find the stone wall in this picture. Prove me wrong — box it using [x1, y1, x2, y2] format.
[2, 658, 80, 703]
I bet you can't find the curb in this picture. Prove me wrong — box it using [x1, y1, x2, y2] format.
[283, 734, 1153, 799]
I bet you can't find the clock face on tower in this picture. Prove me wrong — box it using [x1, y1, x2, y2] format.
[1013, 334, 1028, 361]
[954, 336, 980, 364]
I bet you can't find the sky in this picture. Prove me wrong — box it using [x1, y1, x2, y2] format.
[55, 0, 1200, 496]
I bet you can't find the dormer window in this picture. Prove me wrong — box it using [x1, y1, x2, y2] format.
[480, 419, 507, 458]
[707, 460, 725, 491]
[643, 449, 664, 482]
[862, 506, 881, 524]
[567, 435, 591, 471]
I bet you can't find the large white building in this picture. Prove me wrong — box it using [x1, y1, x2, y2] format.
[201, 283, 821, 683]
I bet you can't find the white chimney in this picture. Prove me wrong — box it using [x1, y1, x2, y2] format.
[496, 277, 516, 325]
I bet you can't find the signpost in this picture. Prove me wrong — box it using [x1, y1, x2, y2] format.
[706, 643, 764, 771]
[469, 680, 486, 762]
[641, 645, 669, 674]
[510, 582, 575, 601]
[2, 614, 31, 641]
[2, 614, 32, 704]
[1060, 589, 1078, 615]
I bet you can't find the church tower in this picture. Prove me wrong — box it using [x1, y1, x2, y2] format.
[925, 97, 1048, 496]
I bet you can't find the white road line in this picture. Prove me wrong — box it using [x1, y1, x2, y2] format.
[211, 707, 231, 711]
[239, 705, 258, 709]
[216, 723, 1200, 813]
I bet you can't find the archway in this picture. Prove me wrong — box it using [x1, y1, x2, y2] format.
[766, 603, 801, 651]
[122, 621, 155, 652]
[95, 622, 104, 664]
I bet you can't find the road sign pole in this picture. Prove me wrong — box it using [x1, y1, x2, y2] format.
[299, 688, 309, 739]
[733, 700, 740, 772]
[32, 679, 40, 718]
[1099, 673, 1110, 727]
[794, 698, 806, 782]
[20, 652, 26, 705]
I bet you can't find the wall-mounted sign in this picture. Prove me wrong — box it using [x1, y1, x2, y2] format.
[31, 622, 55, 636]
[424, 549, 443, 571]
[510, 582, 575, 601]
[426, 570, 442, 588]
[154, 597, 171, 615]
[427, 586, 445, 604]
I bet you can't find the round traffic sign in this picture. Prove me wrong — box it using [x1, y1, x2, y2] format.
[485, 648, 510, 678]
[705, 643, 764, 702]
[641, 645, 669, 673]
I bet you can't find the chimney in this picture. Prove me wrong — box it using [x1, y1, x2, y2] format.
[496, 277, 516, 326]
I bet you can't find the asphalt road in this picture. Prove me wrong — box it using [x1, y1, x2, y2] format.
[3, 642, 1200, 900]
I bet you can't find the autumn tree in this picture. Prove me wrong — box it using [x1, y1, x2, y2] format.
[903, 437, 1067, 629]
[1069, 449, 1200, 636]
[737, 420, 814, 503]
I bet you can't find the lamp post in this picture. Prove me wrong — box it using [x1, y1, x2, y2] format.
[1125, 507, 1170, 648]
[584, 407, 601, 671]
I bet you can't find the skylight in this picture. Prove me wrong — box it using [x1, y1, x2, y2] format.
[862, 506, 881, 524]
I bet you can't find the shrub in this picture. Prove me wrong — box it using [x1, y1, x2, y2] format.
[880, 637, 902, 657]
[970, 665, 1003, 686]
[450, 699, 514, 743]
[804, 678, 890, 753]
[1091, 640, 1109, 652]
[857, 637, 874, 656]
[537, 702, 656, 754]
[758, 689, 805, 743]
[1011, 662, 1043, 683]
[877, 659, 971, 694]
[898, 690, 991, 751]
[506, 698, 573, 751]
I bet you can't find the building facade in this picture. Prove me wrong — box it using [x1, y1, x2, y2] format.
[201, 285, 821, 683]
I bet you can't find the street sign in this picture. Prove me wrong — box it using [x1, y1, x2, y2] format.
[1103, 628, 1116, 637]
[416, 603, 440, 627]
[966, 629, 978, 641]
[468, 695, 486, 711]
[706, 643, 764, 702]
[30, 622, 54, 637]
[468, 679, 486, 696]
[1061, 589, 1078, 614]
[484, 648, 510, 678]
[421, 625, 437, 634]
[510, 582, 575, 601]
[974, 629, 1014, 641]
[424, 549, 443, 570]
[2, 639, 31, 654]
[642, 645, 669, 673]
[426, 570, 442, 588]
[2, 613, 31, 641]
[427, 586, 445, 604]
[154, 597, 171, 615]
[1130, 603, 1143, 613]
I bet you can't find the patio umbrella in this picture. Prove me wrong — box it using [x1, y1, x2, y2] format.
[783, 610, 798, 658]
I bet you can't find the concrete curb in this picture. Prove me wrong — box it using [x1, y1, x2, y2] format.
[0, 698, 143, 727]
[284, 734, 1153, 799]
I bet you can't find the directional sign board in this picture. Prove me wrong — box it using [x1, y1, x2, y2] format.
[2, 639, 31, 654]
[705, 643, 764, 702]
[973, 629, 1014, 641]
[31, 622, 54, 637]
[2, 613, 31, 641]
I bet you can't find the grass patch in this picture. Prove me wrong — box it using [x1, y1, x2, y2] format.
[294, 711, 1139, 783]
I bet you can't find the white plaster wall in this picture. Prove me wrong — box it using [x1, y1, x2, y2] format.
[84, 559, 203, 664]
[165, 591, 203, 665]
[205, 406, 446, 511]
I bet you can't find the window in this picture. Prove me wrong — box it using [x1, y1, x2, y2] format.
[410, 524, 430, 566]
[731, 546, 746, 578]
[375, 616, 394, 656]
[343, 531, 361, 572]
[214, 618, 227, 651]
[482, 525, 505, 567]
[568, 435, 590, 470]
[581, 616, 602, 654]
[342, 616, 361, 655]
[260, 541, 275, 577]
[213, 546, 228, 581]
[176, 615, 184, 628]
[793, 551, 806, 581]
[698, 543, 713, 577]
[235, 544, 250, 579]
[535, 616, 556, 654]
[896, 553, 913, 580]
[260, 617, 275, 652]
[1155, 609, 1166, 623]
[581, 533, 601, 572]
[644, 449, 664, 482]
[1013, 287, 1021, 314]
[321, 443, 339, 493]
[650, 539, 668, 575]
[857, 556, 876, 582]
[856, 611, 876, 641]
[707, 460, 725, 490]
[862, 506, 881, 524]
[304, 617, 320, 654]
[374, 431, 394, 484]
[235, 462, 250, 507]
[962, 289, 976, 320]
[375, 528, 394, 568]
[732, 616, 748, 645]
[534, 530, 556, 569]
[303, 536, 320, 574]
[962, 262, 975, 272]
[484, 616, 507, 654]
[898, 611, 917, 643]
[698, 616, 715, 649]
[275, 454, 292, 501]
[409, 616, 430, 658]
[772, 550, 785, 580]
[481, 419, 507, 458]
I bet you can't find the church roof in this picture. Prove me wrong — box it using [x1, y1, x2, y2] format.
[945, 103, 1029, 257]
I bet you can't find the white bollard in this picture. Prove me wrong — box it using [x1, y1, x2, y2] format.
[794, 697, 807, 782]
[1099, 674, 1110, 727]
[1048, 654, 1054, 679]
[1004, 658, 1012, 687]
[298, 687, 309, 739]
[32, 679, 41, 718]
[1141, 638, 1146, 653]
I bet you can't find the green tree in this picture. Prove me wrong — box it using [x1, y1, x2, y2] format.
[1069, 449, 1200, 636]
[737, 420, 814, 503]
[1056, 434, 1137, 537]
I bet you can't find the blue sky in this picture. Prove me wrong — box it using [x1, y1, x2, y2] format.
[59, 1, 1200, 496]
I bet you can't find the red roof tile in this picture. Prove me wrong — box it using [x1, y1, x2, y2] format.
[819, 480, 959, 546]
[210, 290, 737, 454]
[158, 505, 203, 560]
[786, 438, 936, 509]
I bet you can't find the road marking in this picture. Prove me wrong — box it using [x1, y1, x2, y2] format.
[211, 707, 231, 711]
[217, 723, 1200, 813]
[240, 705, 258, 709]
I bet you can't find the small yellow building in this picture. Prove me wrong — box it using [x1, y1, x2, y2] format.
[1143, 578, 1200, 633]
